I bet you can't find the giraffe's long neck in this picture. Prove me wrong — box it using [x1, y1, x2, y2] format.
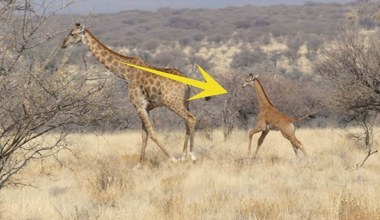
[252, 79, 274, 109]
[82, 29, 143, 82]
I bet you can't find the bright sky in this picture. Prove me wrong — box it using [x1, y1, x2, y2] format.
[49, 0, 354, 14]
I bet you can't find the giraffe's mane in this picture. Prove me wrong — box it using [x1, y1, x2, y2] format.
[84, 28, 187, 78]
[255, 78, 274, 107]
[84, 29, 141, 62]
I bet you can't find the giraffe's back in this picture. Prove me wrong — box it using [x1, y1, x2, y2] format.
[129, 66, 190, 108]
[156, 67, 186, 77]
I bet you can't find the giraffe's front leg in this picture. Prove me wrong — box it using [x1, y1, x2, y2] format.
[134, 123, 149, 170]
[247, 126, 264, 158]
[134, 97, 177, 163]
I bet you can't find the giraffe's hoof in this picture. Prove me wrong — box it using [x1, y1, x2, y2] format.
[170, 157, 179, 163]
[181, 155, 187, 161]
[190, 152, 198, 162]
[249, 154, 257, 159]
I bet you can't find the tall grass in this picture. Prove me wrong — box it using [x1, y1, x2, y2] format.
[1, 128, 379, 219]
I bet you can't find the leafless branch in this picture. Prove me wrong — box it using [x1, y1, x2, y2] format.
[315, 28, 379, 166]
[0, 0, 116, 189]
[357, 149, 378, 168]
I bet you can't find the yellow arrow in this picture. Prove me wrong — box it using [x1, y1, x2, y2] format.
[117, 61, 228, 100]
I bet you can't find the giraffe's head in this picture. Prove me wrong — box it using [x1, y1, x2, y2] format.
[61, 23, 85, 49]
[242, 73, 259, 88]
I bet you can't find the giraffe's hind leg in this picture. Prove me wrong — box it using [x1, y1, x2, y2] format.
[169, 103, 196, 161]
[181, 124, 190, 161]
[188, 114, 196, 161]
[289, 136, 307, 156]
[280, 124, 307, 156]
[291, 143, 298, 155]
[182, 111, 196, 162]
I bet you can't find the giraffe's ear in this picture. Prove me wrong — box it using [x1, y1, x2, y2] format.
[254, 74, 259, 78]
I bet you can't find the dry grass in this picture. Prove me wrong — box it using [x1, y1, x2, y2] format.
[0, 200, 2, 220]
[1, 128, 380, 220]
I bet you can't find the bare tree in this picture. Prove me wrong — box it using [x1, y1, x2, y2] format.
[186, 53, 214, 78]
[283, 48, 300, 65]
[269, 50, 282, 67]
[315, 28, 380, 166]
[222, 99, 234, 141]
[230, 47, 267, 70]
[0, 0, 114, 189]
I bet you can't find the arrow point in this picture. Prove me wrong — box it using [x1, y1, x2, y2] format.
[188, 65, 228, 100]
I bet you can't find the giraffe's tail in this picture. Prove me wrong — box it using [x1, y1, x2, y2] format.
[294, 112, 317, 123]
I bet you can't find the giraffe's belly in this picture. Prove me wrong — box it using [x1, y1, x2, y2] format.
[266, 124, 280, 131]
[146, 94, 164, 108]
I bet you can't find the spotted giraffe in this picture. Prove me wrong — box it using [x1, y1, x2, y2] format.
[62, 23, 198, 166]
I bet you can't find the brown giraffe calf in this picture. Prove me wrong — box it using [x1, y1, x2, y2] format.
[242, 74, 307, 158]
[61, 23, 198, 166]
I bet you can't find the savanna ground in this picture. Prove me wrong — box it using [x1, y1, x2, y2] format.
[1, 128, 380, 219]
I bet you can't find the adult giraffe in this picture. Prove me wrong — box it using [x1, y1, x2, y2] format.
[61, 23, 197, 166]
[242, 74, 308, 157]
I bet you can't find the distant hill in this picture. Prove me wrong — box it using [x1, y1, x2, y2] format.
[61, 0, 354, 14]
[51, 2, 377, 75]
[59, 3, 348, 48]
